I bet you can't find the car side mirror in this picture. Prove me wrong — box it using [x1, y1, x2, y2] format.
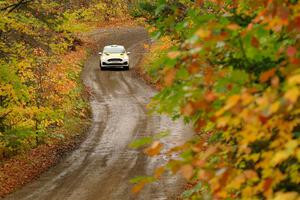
[98, 52, 102, 55]
[127, 52, 131, 55]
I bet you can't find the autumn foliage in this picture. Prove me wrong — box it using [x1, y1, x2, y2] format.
[0, 0, 128, 159]
[132, 0, 300, 199]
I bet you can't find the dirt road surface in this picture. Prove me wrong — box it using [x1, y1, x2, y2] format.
[5, 26, 193, 200]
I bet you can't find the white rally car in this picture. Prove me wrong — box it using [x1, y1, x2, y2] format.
[99, 45, 130, 70]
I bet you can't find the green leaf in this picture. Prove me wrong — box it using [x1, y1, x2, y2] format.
[129, 137, 153, 149]
[130, 176, 156, 184]
[154, 131, 170, 139]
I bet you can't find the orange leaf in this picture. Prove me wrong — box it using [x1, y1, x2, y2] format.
[244, 170, 258, 180]
[181, 102, 195, 116]
[192, 99, 208, 110]
[194, 159, 206, 167]
[167, 51, 180, 59]
[271, 76, 280, 88]
[164, 68, 176, 86]
[204, 91, 217, 102]
[188, 62, 200, 74]
[260, 68, 276, 83]
[227, 23, 240, 30]
[198, 169, 213, 181]
[180, 164, 194, 180]
[132, 182, 146, 193]
[204, 67, 214, 85]
[203, 146, 218, 160]
[263, 178, 273, 197]
[154, 167, 165, 179]
[195, 119, 207, 132]
[196, 0, 204, 6]
[144, 141, 163, 157]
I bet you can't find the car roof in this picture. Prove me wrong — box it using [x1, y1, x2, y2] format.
[104, 45, 125, 49]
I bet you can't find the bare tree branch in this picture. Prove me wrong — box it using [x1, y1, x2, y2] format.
[0, 0, 34, 13]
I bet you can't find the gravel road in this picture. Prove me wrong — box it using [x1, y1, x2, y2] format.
[5, 26, 192, 200]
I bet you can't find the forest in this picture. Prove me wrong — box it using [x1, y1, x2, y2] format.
[0, 0, 299, 199]
[0, 0, 127, 159]
[130, 0, 300, 199]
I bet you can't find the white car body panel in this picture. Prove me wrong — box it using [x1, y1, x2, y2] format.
[99, 45, 130, 70]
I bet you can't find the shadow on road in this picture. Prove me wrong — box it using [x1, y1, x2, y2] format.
[100, 68, 129, 71]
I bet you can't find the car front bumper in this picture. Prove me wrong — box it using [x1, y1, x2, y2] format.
[101, 61, 129, 68]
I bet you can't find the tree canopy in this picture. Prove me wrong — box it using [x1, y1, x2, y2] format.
[0, 0, 127, 159]
[131, 0, 300, 199]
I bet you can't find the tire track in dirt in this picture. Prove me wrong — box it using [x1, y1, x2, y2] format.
[4, 26, 193, 200]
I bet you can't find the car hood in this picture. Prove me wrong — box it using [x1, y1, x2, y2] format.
[102, 53, 128, 59]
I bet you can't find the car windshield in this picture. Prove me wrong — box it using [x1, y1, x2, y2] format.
[103, 46, 125, 54]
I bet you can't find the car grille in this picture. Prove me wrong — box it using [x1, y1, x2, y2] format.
[108, 58, 122, 62]
[103, 63, 124, 66]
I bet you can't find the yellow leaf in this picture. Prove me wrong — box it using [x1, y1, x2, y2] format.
[285, 140, 298, 152]
[273, 192, 299, 200]
[284, 87, 299, 103]
[271, 151, 289, 166]
[143, 44, 150, 50]
[288, 74, 300, 85]
[217, 116, 230, 128]
[296, 149, 300, 162]
[241, 92, 254, 106]
[228, 174, 246, 190]
[215, 108, 225, 117]
[224, 95, 241, 110]
[242, 186, 255, 198]
[269, 101, 280, 114]
[196, 29, 211, 38]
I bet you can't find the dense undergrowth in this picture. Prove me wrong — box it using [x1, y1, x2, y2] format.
[130, 0, 300, 199]
[0, 0, 128, 160]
